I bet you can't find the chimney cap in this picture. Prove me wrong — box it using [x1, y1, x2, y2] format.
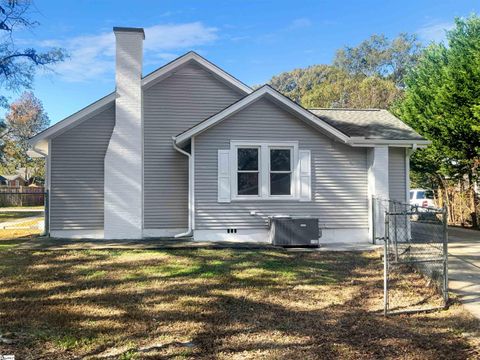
[113, 27, 145, 39]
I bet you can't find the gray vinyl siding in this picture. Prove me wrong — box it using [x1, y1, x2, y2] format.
[194, 98, 369, 230]
[50, 105, 115, 230]
[143, 61, 243, 229]
[389, 147, 407, 202]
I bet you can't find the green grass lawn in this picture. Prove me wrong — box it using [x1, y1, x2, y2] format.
[0, 247, 479, 359]
[0, 211, 41, 221]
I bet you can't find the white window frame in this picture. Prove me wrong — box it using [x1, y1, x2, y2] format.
[269, 146, 295, 197]
[230, 141, 299, 201]
[235, 145, 262, 199]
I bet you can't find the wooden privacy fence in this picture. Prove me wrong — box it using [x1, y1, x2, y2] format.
[0, 186, 45, 207]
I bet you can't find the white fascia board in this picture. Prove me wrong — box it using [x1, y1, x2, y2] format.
[348, 138, 430, 147]
[142, 52, 252, 94]
[175, 86, 351, 146]
[30, 53, 251, 147]
[29, 92, 116, 147]
[28, 139, 48, 156]
[27, 149, 44, 158]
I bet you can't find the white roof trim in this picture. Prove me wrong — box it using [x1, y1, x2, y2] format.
[348, 138, 431, 147]
[30, 52, 252, 147]
[142, 52, 252, 94]
[1, 174, 25, 181]
[174, 86, 351, 146]
[29, 92, 116, 146]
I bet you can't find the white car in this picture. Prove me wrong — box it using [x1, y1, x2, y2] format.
[410, 188, 436, 209]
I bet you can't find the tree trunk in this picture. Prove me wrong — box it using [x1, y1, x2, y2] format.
[472, 185, 479, 229]
[468, 171, 479, 228]
[437, 174, 452, 223]
[459, 181, 465, 226]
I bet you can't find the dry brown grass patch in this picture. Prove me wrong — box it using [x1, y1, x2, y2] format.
[0, 248, 478, 359]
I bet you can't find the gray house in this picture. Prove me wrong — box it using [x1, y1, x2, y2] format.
[29, 27, 428, 242]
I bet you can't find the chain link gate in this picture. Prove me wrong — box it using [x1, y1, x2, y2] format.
[373, 197, 448, 315]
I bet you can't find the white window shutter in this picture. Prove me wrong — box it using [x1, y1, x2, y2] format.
[218, 149, 231, 203]
[299, 150, 312, 201]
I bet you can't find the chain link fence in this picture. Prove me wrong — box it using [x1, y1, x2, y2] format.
[373, 197, 448, 315]
[0, 189, 47, 239]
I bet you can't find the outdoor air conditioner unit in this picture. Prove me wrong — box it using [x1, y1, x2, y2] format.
[269, 216, 321, 247]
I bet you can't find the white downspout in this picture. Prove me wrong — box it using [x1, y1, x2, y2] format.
[172, 137, 193, 238]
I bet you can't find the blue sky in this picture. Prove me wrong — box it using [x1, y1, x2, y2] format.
[5, 0, 479, 124]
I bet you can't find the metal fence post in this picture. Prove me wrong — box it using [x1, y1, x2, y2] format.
[372, 196, 376, 244]
[384, 212, 389, 316]
[44, 190, 49, 236]
[443, 205, 449, 307]
[393, 201, 399, 262]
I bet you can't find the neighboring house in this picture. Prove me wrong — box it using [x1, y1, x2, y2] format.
[29, 27, 428, 242]
[0, 174, 26, 187]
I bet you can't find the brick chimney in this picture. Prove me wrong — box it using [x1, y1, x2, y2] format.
[104, 27, 145, 239]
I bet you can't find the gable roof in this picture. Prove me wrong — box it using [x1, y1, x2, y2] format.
[30, 50, 428, 151]
[175, 87, 429, 147]
[309, 108, 424, 141]
[174, 85, 351, 146]
[29, 52, 252, 148]
[30, 92, 116, 149]
[142, 51, 251, 93]
[1, 174, 25, 181]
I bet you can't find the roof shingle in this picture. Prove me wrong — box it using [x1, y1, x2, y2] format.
[308, 108, 424, 141]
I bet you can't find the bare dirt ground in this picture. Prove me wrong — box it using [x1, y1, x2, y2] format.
[0, 243, 479, 360]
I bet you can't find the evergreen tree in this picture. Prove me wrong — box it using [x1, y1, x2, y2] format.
[394, 14, 480, 226]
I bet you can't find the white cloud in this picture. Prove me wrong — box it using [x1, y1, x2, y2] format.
[417, 21, 454, 43]
[229, 35, 251, 42]
[40, 22, 218, 82]
[151, 52, 179, 60]
[144, 52, 179, 67]
[145, 23, 217, 50]
[288, 18, 312, 29]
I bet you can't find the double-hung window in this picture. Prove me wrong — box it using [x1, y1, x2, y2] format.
[237, 147, 260, 196]
[231, 141, 299, 200]
[218, 141, 311, 203]
[269, 148, 292, 196]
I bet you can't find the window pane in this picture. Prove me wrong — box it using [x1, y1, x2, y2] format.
[270, 149, 291, 171]
[238, 148, 258, 170]
[238, 173, 259, 195]
[270, 173, 291, 195]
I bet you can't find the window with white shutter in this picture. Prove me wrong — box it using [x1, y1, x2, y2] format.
[218, 141, 309, 202]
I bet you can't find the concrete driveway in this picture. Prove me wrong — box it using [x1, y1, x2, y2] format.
[448, 227, 480, 318]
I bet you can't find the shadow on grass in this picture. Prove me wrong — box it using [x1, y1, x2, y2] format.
[0, 233, 40, 251]
[0, 248, 478, 359]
